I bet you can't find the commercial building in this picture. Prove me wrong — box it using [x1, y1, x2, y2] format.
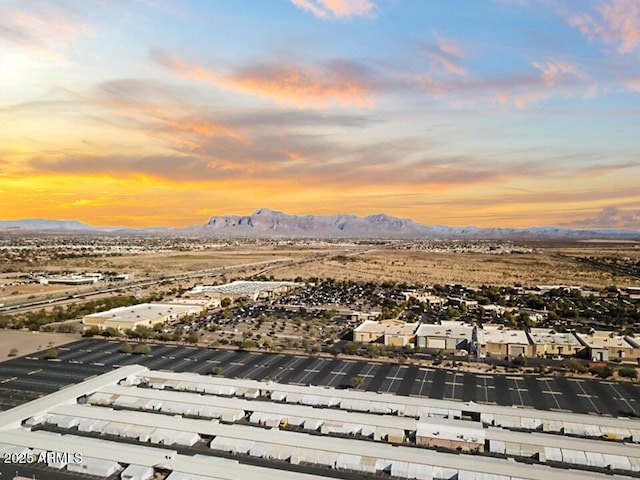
[39, 274, 100, 285]
[476, 325, 532, 358]
[83, 303, 204, 332]
[353, 319, 419, 347]
[576, 331, 640, 361]
[527, 328, 583, 357]
[415, 321, 474, 352]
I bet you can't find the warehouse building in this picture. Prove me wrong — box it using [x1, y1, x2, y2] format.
[353, 319, 419, 347]
[138, 369, 640, 444]
[576, 331, 640, 361]
[527, 328, 583, 357]
[415, 321, 474, 352]
[476, 325, 532, 358]
[83, 303, 203, 332]
[39, 274, 100, 285]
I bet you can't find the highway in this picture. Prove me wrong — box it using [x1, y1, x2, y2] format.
[0, 258, 293, 315]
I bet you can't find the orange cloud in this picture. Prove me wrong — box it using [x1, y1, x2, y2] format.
[290, 0, 377, 19]
[151, 50, 373, 109]
[568, 0, 640, 55]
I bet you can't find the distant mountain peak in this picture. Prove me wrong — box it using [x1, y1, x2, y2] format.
[2, 209, 639, 239]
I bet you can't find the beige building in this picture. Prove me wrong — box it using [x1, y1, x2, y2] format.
[476, 326, 531, 358]
[348, 311, 381, 322]
[527, 328, 582, 357]
[447, 297, 479, 311]
[575, 331, 640, 362]
[415, 321, 474, 352]
[353, 320, 419, 347]
[83, 303, 203, 332]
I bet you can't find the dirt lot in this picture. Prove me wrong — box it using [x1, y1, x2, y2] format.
[269, 247, 640, 288]
[0, 330, 79, 362]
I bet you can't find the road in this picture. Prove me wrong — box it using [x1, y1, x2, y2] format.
[0, 258, 292, 315]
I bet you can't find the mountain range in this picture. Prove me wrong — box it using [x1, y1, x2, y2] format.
[1, 209, 639, 239]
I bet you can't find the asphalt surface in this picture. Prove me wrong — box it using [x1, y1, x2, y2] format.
[1, 338, 640, 417]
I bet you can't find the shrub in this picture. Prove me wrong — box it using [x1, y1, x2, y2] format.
[619, 367, 637, 379]
[589, 365, 613, 378]
[8, 347, 18, 357]
[45, 348, 58, 359]
[119, 342, 132, 353]
[511, 356, 527, 367]
[135, 344, 151, 355]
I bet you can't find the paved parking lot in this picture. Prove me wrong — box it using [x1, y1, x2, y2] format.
[1, 338, 640, 417]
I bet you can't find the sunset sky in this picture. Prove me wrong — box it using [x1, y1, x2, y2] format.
[1, 0, 639, 229]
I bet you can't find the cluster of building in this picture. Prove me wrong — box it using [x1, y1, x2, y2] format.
[1, 365, 639, 480]
[186, 280, 302, 301]
[354, 320, 640, 361]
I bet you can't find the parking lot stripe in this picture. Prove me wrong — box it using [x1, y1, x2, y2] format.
[396, 366, 417, 397]
[542, 379, 563, 411]
[366, 363, 392, 392]
[568, 379, 600, 414]
[384, 366, 405, 393]
[325, 361, 353, 387]
[295, 359, 325, 385]
[609, 382, 637, 415]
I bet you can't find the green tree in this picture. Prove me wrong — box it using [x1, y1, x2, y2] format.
[185, 332, 199, 344]
[102, 327, 120, 338]
[119, 342, 132, 353]
[221, 297, 232, 308]
[447, 307, 461, 319]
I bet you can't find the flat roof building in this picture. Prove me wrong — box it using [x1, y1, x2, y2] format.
[353, 320, 419, 347]
[415, 321, 474, 352]
[527, 328, 583, 357]
[576, 331, 640, 362]
[1, 366, 639, 480]
[477, 325, 531, 358]
[83, 303, 203, 332]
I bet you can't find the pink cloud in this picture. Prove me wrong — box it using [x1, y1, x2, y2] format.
[290, 0, 377, 19]
[531, 60, 587, 86]
[623, 75, 640, 91]
[568, 0, 640, 55]
[151, 50, 373, 109]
